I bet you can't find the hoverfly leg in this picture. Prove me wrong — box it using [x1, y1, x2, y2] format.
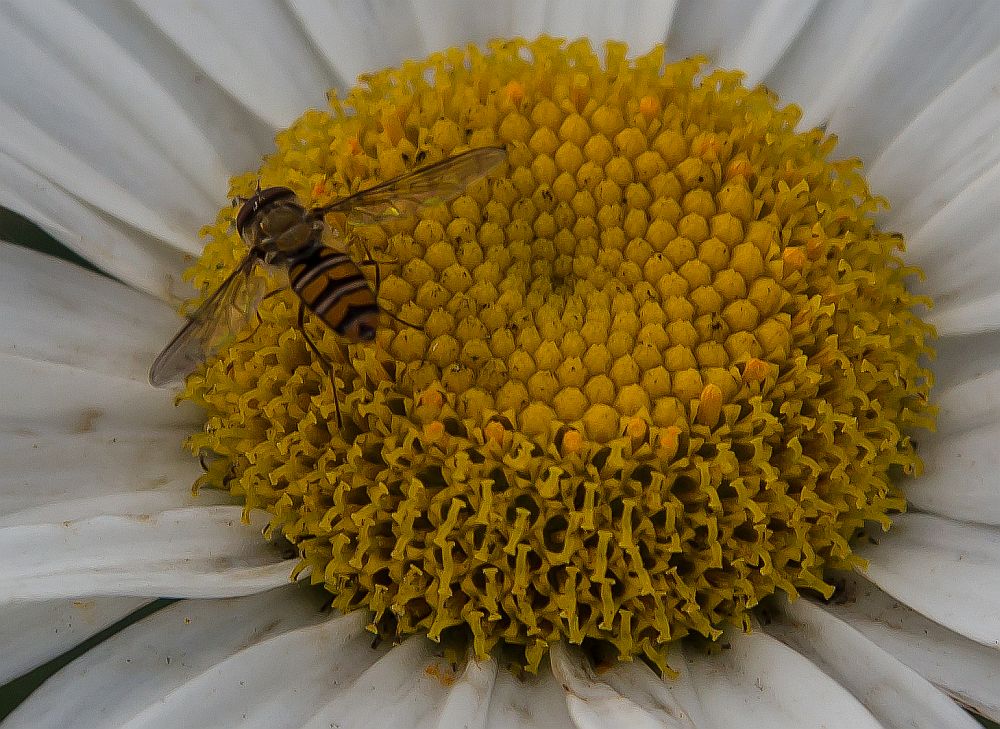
[382, 307, 424, 332]
[296, 303, 344, 429]
[358, 258, 403, 298]
[235, 288, 285, 345]
[355, 257, 411, 318]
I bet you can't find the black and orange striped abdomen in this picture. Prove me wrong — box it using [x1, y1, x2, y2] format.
[289, 247, 380, 343]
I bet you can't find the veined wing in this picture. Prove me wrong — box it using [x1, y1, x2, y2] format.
[148, 254, 266, 387]
[318, 146, 506, 225]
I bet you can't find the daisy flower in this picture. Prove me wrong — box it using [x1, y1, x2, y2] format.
[3, 2, 1000, 728]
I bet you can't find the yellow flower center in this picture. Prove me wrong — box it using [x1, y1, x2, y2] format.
[183, 37, 935, 672]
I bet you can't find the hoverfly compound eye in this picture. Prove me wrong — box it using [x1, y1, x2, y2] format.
[235, 186, 297, 237]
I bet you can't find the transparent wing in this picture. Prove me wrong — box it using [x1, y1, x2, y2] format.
[319, 146, 506, 225]
[148, 254, 266, 387]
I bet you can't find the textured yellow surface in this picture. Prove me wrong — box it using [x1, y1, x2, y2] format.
[182, 38, 935, 672]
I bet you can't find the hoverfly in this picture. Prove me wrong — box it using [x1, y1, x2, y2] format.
[148, 146, 507, 392]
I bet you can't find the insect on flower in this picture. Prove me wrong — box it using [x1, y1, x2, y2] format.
[148, 146, 508, 393]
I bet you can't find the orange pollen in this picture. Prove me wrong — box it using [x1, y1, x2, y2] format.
[656, 426, 682, 459]
[419, 388, 445, 409]
[696, 384, 724, 427]
[783, 246, 807, 271]
[483, 421, 506, 443]
[423, 421, 446, 442]
[559, 428, 585, 455]
[725, 156, 753, 180]
[625, 417, 648, 445]
[638, 95, 660, 119]
[502, 80, 525, 108]
[742, 358, 771, 384]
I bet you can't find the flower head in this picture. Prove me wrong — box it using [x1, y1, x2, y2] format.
[182, 38, 934, 671]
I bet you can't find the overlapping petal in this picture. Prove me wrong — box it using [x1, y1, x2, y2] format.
[766, 595, 982, 729]
[905, 385, 1000, 525]
[0, 597, 149, 685]
[813, 574, 1000, 721]
[2, 587, 331, 729]
[1, 0, 1000, 726]
[858, 512, 1000, 649]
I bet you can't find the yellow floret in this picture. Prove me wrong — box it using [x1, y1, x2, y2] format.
[183, 37, 935, 674]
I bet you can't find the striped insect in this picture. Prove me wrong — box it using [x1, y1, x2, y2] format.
[149, 146, 507, 395]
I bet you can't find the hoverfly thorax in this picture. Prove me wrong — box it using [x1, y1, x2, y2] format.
[150, 146, 507, 390]
[236, 186, 322, 263]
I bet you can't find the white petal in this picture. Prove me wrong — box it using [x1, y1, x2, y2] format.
[825, 2, 1000, 162]
[817, 573, 1000, 721]
[930, 291, 1000, 338]
[0, 241, 180, 379]
[486, 659, 576, 729]
[934, 332, 1000, 392]
[596, 656, 711, 729]
[933, 367, 1000, 438]
[132, 0, 334, 129]
[0, 156, 189, 302]
[426, 657, 498, 729]
[2, 352, 198, 433]
[666, 2, 770, 65]
[0, 428, 200, 516]
[905, 421, 1000, 525]
[98, 611, 384, 729]
[1, 248, 199, 502]
[311, 652, 499, 729]
[3, 585, 332, 729]
[901, 160, 1000, 334]
[0, 596, 148, 684]
[766, 596, 982, 729]
[0, 487, 235, 528]
[288, 0, 426, 88]
[903, 358, 1000, 524]
[68, 0, 273, 168]
[764, 2, 898, 128]
[668, 0, 818, 83]
[711, 0, 821, 84]
[0, 243, 197, 427]
[0, 0, 231, 253]
[679, 630, 882, 729]
[859, 512, 1000, 648]
[410, 0, 514, 54]
[0, 505, 296, 602]
[550, 643, 702, 729]
[297, 638, 488, 729]
[870, 45, 1000, 237]
[538, 0, 677, 54]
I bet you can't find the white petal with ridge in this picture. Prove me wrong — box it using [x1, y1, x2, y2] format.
[0, 506, 296, 602]
[133, 0, 334, 128]
[859, 512, 1000, 649]
[2, 586, 332, 729]
[0, 1, 229, 252]
[815, 574, 1000, 721]
[679, 630, 884, 729]
[0, 597, 149, 685]
[0, 242, 179, 378]
[766, 596, 982, 729]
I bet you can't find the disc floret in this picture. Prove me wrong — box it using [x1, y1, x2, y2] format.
[184, 37, 935, 672]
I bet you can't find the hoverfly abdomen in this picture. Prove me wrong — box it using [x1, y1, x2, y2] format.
[289, 248, 379, 343]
